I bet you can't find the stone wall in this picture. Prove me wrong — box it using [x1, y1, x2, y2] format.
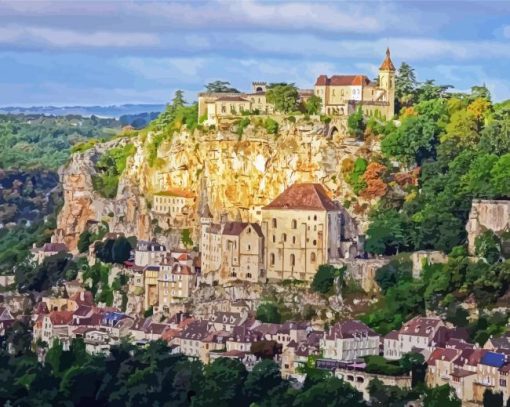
[466, 200, 510, 255]
[330, 258, 390, 293]
[410, 251, 448, 279]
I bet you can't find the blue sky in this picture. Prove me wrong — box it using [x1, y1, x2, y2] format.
[1, 0, 510, 106]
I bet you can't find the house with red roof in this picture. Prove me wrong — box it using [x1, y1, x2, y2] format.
[261, 183, 359, 281]
[314, 48, 395, 119]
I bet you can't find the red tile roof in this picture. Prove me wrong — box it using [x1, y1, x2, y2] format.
[379, 48, 396, 71]
[216, 96, 250, 102]
[315, 74, 371, 87]
[263, 183, 338, 211]
[48, 311, 74, 325]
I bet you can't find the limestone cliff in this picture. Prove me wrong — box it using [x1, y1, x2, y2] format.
[57, 117, 379, 251]
[466, 199, 510, 254]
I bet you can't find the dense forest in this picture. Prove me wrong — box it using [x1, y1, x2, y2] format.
[0, 114, 121, 170]
[0, 330, 459, 407]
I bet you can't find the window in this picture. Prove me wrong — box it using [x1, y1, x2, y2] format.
[247, 244, 251, 251]
[272, 235, 276, 243]
[311, 252, 316, 262]
[313, 240, 317, 246]
[292, 236, 296, 244]
[291, 219, 297, 229]
[282, 233, 287, 242]
[247, 227, 251, 233]
[313, 215, 317, 221]
[290, 254, 295, 266]
[270, 253, 275, 266]
[272, 218, 277, 228]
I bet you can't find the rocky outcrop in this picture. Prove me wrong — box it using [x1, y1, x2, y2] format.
[466, 199, 510, 255]
[57, 118, 379, 251]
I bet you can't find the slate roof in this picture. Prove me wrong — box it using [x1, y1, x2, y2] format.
[263, 183, 338, 211]
[325, 320, 378, 340]
[481, 351, 507, 368]
[222, 222, 264, 238]
[400, 316, 442, 338]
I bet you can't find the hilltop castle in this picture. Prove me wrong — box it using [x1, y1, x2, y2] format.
[198, 49, 395, 125]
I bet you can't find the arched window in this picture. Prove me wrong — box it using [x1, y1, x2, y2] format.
[270, 253, 275, 266]
[311, 252, 316, 262]
[313, 240, 317, 246]
[290, 254, 295, 266]
[291, 219, 297, 229]
[272, 218, 277, 228]
[313, 215, 317, 221]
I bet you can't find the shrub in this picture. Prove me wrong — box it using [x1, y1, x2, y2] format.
[264, 118, 279, 135]
[311, 265, 345, 295]
[256, 302, 281, 323]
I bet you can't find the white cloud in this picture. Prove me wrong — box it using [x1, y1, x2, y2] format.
[121, 57, 206, 80]
[0, 25, 159, 48]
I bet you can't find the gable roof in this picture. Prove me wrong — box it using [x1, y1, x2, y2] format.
[222, 222, 264, 238]
[325, 320, 378, 340]
[315, 74, 371, 87]
[263, 183, 338, 211]
[481, 351, 507, 368]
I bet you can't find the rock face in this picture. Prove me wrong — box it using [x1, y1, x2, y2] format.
[466, 199, 510, 255]
[57, 118, 378, 251]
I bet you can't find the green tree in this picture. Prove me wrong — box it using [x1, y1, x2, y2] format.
[491, 153, 510, 198]
[266, 83, 299, 113]
[172, 90, 186, 108]
[375, 254, 412, 292]
[311, 264, 344, 294]
[205, 81, 239, 93]
[423, 384, 461, 407]
[243, 359, 286, 404]
[305, 95, 322, 115]
[347, 107, 366, 140]
[111, 236, 132, 263]
[293, 377, 367, 407]
[475, 231, 501, 265]
[77, 230, 92, 253]
[365, 209, 408, 255]
[181, 229, 193, 248]
[395, 62, 418, 109]
[256, 302, 281, 323]
[264, 117, 279, 134]
[483, 389, 503, 407]
[192, 357, 247, 407]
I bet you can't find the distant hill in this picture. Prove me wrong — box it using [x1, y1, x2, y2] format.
[0, 104, 166, 118]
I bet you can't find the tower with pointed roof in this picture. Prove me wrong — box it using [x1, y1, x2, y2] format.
[378, 48, 396, 118]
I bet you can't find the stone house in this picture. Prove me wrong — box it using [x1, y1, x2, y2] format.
[144, 265, 160, 310]
[314, 48, 395, 119]
[152, 189, 196, 229]
[383, 316, 445, 360]
[261, 183, 356, 282]
[158, 255, 197, 312]
[219, 222, 265, 284]
[321, 320, 380, 362]
[39, 311, 74, 345]
[134, 239, 167, 268]
[83, 328, 119, 356]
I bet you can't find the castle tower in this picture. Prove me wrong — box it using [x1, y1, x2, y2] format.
[378, 48, 396, 118]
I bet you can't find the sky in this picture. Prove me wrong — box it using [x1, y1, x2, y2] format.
[1, 0, 510, 106]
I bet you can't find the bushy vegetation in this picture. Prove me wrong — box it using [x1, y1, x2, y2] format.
[92, 143, 135, 198]
[147, 90, 198, 167]
[310, 264, 345, 295]
[365, 75, 510, 256]
[0, 337, 370, 406]
[0, 114, 120, 170]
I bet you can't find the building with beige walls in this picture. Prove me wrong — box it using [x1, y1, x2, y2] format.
[314, 48, 395, 119]
[152, 189, 196, 228]
[158, 252, 197, 312]
[219, 222, 265, 284]
[261, 183, 352, 281]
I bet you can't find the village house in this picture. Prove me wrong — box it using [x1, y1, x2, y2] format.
[321, 320, 380, 362]
[83, 329, 120, 356]
[281, 331, 322, 379]
[172, 320, 229, 364]
[144, 265, 160, 310]
[207, 311, 248, 333]
[261, 183, 357, 281]
[219, 222, 265, 284]
[384, 316, 445, 360]
[314, 48, 395, 119]
[38, 310, 74, 345]
[152, 189, 196, 228]
[134, 239, 167, 268]
[158, 253, 198, 312]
